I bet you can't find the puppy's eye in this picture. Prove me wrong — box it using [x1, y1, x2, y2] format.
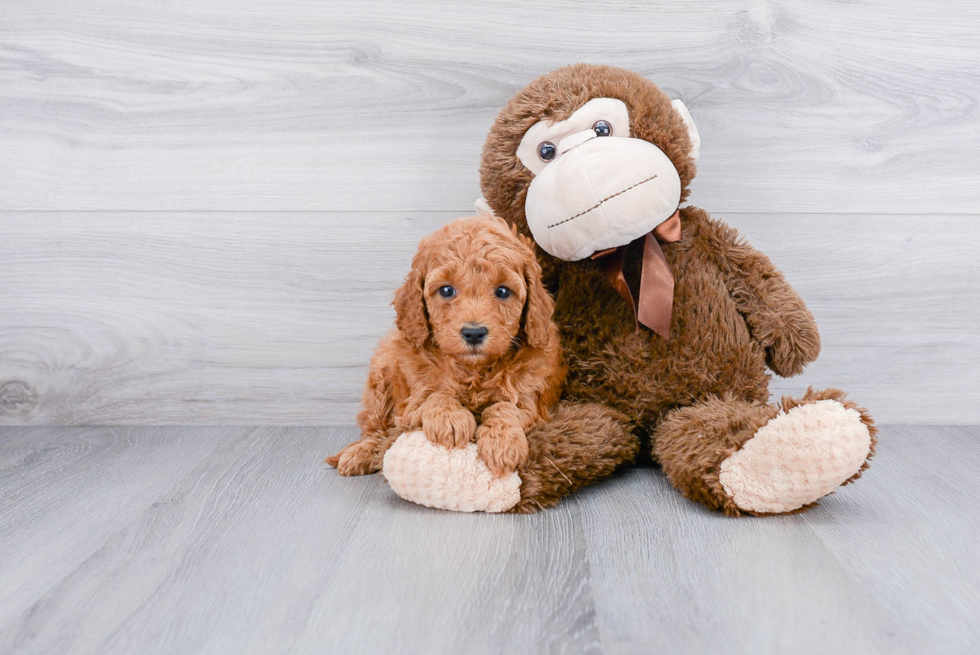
[593, 120, 612, 137]
[438, 285, 455, 298]
[537, 142, 556, 162]
[494, 286, 512, 299]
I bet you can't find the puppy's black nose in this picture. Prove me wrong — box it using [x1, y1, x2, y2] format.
[461, 325, 489, 346]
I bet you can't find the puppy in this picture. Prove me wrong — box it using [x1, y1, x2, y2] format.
[326, 215, 565, 477]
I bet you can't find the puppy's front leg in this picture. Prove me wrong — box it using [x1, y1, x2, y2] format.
[477, 402, 532, 477]
[419, 391, 477, 449]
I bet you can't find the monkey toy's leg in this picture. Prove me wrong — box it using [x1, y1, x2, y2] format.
[653, 388, 877, 516]
[382, 402, 638, 513]
[510, 402, 639, 513]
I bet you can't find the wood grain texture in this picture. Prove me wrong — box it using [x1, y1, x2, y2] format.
[0, 426, 599, 655]
[1, 425, 977, 654]
[800, 426, 980, 655]
[578, 476, 916, 654]
[0, 211, 444, 425]
[1, 0, 979, 212]
[1, 212, 977, 425]
[1, 1, 978, 425]
[725, 213, 980, 419]
[577, 424, 980, 654]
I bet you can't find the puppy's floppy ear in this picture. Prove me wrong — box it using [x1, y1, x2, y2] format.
[393, 253, 429, 349]
[518, 234, 555, 349]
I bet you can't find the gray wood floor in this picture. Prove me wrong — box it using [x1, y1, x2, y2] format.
[1, 425, 977, 655]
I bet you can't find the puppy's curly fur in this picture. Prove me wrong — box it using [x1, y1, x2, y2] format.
[326, 215, 565, 478]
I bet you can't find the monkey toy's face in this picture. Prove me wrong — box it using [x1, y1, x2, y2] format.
[479, 64, 701, 262]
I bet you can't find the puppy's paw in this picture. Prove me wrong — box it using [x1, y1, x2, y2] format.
[422, 403, 477, 449]
[476, 422, 529, 477]
[327, 440, 381, 476]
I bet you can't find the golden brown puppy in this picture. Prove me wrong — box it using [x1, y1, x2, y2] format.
[326, 215, 565, 478]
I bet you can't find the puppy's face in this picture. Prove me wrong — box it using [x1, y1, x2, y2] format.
[424, 244, 527, 363]
[394, 216, 555, 363]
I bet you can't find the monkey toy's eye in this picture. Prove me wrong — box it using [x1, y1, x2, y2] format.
[593, 120, 612, 137]
[438, 285, 455, 298]
[537, 142, 556, 162]
[495, 286, 512, 299]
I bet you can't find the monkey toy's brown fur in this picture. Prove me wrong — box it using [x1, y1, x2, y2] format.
[478, 64, 877, 515]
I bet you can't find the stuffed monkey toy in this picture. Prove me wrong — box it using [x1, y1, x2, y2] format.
[383, 64, 876, 515]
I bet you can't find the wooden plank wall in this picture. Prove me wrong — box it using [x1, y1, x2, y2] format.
[1, 0, 978, 425]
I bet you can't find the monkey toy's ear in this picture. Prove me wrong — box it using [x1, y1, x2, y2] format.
[671, 99, 701, 161]
[474, 197, 494, 218]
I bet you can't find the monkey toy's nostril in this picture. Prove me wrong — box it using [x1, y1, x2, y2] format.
[461, 325, 489, 345]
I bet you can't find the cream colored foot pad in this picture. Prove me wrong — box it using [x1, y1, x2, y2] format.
[719, 400, 872, 514]
[382, 431, 522, 513]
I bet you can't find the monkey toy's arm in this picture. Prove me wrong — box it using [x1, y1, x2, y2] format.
[688, 207, 821, 377]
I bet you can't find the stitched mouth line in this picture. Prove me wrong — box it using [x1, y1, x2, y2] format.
[546, 175, 658, 229]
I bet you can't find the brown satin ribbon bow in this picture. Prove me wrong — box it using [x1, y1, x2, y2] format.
[590, 208, 681, 339]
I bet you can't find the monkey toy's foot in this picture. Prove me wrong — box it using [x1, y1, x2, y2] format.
[382, 431, 522, 513]
[382, 403, 638, 514]
[718, 396, 874, 514]
[656, 388, 877, 516]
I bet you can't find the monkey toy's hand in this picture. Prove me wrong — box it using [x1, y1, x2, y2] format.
[761, 309, 822, 378]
